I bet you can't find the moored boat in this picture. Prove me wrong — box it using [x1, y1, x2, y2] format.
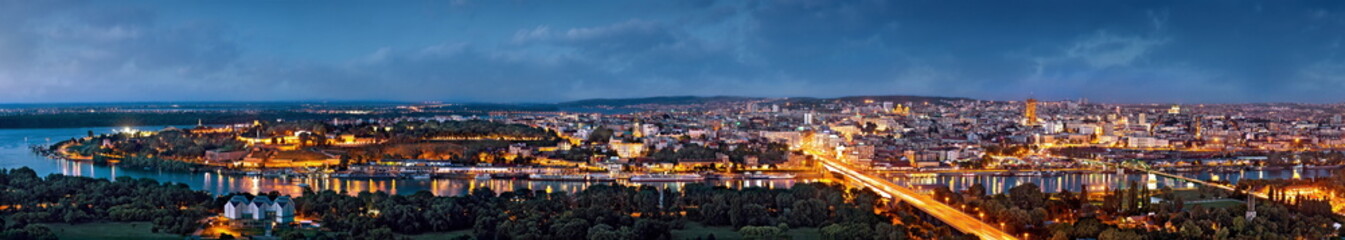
[743, 172, 797, 179]
[474, 173, 493, 180]
[630, 173, 705, 182]
[528, 174, 588, 181]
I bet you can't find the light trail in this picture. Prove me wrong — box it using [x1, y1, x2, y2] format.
[807, 150, 1019, 240]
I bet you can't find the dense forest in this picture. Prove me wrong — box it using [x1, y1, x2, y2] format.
[0, 168, 214, 239]
[932, 181, 1344, 240]
[280, 182, 972, 240]
[50, 119, 563, 169]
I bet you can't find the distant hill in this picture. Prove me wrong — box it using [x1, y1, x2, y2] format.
[558, 95, 979, 108]
[558, 96, 760, 108]
[826, 95, 977, 104]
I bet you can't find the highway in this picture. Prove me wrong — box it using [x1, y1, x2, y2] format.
[807, 150, 1020, 240]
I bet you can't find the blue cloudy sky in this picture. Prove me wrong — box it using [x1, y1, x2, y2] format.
[2, 0, 1345, 103]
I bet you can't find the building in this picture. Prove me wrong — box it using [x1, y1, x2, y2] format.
[224, 195, 296, 224]
[205, 150, 247, 163]
[761, 131, 803, 149]
[1025, 98, 1039, 126]
[610, 139, 647, 158]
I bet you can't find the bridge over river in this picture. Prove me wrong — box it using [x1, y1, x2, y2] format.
[805, 150, 1020, 240]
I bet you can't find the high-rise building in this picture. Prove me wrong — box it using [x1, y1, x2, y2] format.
[1138, 113, 1148, 125]
[1024, 98, 1039, 125]
[1193, 116, 1202, 138]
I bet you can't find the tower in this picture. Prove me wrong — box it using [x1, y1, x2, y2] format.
[632, 120, 644, 138]
[1193, 116, 1203, 138]
[1024, 98, 1039, 126]
[1246, 193, 1257, 221]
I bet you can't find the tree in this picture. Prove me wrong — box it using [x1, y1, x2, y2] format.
[739, 226, 785, 240]
[1098, 229, 1143, 240]
[787, 199, 827, 227]
[633, 219, 669, 240]
[587, 224, 631, 240]
[1178, 221, 1204, 239]
[281, 231, 306, 240]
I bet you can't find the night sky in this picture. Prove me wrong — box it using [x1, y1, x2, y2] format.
[2, 0, 1344, 103]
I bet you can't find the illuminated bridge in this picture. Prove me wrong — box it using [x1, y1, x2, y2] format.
[806, 150, 1019, 240]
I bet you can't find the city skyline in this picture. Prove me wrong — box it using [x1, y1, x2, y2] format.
[3, 1, 1345, 104]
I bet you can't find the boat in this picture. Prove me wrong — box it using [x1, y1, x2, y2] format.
[492, 173, 530, 179]
[629, 173, 705, 182]
[435, 172, 476, 179]
[587, 173, 616, 181]
[410, 173, 432, 180]
[529, 174, 589, 181]
[701, 173, 728, 180]
[961, 172, 977, 177]
[743, 172, 797, 179]
[474, 173, 493, 180]
[905, 172, 938, 178]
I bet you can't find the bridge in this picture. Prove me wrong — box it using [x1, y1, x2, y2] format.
[805, 150, 1019, 240]
[1079, 158, 1267, 199]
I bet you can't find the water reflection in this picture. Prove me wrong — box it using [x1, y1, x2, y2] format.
[0, 126, 1331, 197]
[0, 126, 808, 197]
[50, 161, 805, 196]
[888, 168, 1334, 195]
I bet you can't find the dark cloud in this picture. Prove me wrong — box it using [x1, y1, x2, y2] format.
[2, 0, 1345, 103]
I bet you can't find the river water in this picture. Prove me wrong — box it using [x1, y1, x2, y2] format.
[888, 167, 1333, 195]
[0, 126, 805, 196]
[0, 126, 1330, 196]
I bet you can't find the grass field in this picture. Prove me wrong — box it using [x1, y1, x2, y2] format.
[671, 222, 821, 240]
[1186, 199, 1244, 209]
[40, 222, 182, 240]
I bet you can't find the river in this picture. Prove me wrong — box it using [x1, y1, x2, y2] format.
[0, 126, 1330, 197]
[0, 126, 807, 197]
[887, 167, 1333, 195]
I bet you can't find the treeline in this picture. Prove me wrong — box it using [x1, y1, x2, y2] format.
[934, 182, 1343, 240]
[0, 112, 410, 129]
[68, 128, 246, 162]
[0, 106, 557, 129]
[258, 119, 558, 142]
[288, 183, 970, 240]
[0, 168, 214, 237]
[105, 156, 202, 171]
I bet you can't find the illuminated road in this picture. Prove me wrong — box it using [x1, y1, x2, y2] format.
[807, 150, 1019, 240]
